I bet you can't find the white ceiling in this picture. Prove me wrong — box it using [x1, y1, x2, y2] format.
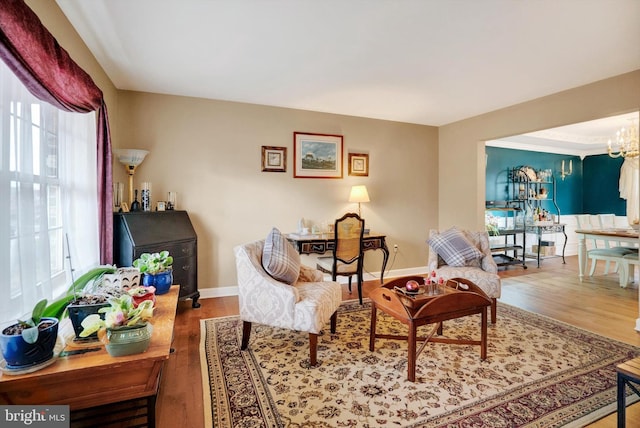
[489, 111, 640, 157]
[56, 0, 640, 149]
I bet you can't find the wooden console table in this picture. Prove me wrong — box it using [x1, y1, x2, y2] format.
[0, 286, 178, 427]
[287, 232, 390, 282]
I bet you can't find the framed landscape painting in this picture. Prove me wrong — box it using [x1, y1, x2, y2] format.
[293, 132, 343, 178]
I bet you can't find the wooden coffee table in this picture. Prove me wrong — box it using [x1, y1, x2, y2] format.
[369, 275, 491, 382]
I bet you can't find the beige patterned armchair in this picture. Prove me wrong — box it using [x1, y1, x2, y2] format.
[428, 229, 501, 323]
[234, 239, 342, 366]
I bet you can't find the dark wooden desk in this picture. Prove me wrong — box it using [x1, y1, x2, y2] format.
[0, 286, 178, 427]
[287, 232, 390, 283]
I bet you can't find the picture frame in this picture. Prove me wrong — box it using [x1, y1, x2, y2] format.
[348, 153, 369, 176]
[293, 132, 343, 179]
[262, 146, 287, 172]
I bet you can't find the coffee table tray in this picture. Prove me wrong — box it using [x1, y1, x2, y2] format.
[393, 285, 448, 309]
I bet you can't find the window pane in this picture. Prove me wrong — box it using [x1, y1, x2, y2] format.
[1, 58, 98, 326]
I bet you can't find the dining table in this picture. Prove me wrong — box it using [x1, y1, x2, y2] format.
[575, 228, 639, 281]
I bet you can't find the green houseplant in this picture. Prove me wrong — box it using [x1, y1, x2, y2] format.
[133, 251, 174, 295]
[80, 294, 155, 357]
[0, 299, 60, 368]
[51, 266, 120, 339]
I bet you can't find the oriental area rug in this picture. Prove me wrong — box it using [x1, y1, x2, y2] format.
[200, 300, 640, 427]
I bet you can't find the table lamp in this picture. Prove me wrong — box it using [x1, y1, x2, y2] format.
[349, 185, 370, 217]
[114, 149, 149, 204]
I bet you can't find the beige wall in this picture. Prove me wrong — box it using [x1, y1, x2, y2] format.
[439, 70, 640, 232]
[26, 2, 640, 292]
[117, 92, 439, 288]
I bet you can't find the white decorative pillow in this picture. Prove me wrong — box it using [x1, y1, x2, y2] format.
[427, 227, 483, 267]
[262, 227, 301, 285]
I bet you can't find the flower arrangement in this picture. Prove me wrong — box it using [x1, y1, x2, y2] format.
[485, 213, 501, 236]
[79, 294, 154, 340]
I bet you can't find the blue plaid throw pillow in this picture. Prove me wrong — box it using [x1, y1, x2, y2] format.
[428, 228, 483, 267]
[262, 227, 300, 284]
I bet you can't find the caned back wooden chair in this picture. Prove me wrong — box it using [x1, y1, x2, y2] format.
[317, 213, 366, 304]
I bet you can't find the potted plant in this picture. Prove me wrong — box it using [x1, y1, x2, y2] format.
[126, 285, 156, 307]
[60, 266, 120, 339]
[133, 251, 174, 295]
[79, 294, 155, 357]
[0, 299, 59, 368]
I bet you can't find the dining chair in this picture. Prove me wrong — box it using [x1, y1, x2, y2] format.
[598, 214, 638, 250]
[317, 213, 366, 304]
[575, 214, 631, 276]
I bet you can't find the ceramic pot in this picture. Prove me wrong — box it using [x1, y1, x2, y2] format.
[105, 323, 153, 357]
[141, 270, 173, 295]
[67, 301, 109, 339]
[0, 317, 59, 368]
[131, 286, 156, 307]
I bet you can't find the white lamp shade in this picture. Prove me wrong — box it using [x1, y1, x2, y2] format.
[115, 149, 149, 166]
[349, 185, 370, 203]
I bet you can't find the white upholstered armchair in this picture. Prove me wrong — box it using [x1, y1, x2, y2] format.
[428, 228, 501, 323]
[234, 238, 342, 366]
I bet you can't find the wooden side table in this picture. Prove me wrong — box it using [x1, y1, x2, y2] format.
[0, 286, 179, 427]
[369, 276, 491, 382]
[617, 357, 640, 427]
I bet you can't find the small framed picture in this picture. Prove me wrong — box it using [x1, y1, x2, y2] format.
[262, 146, 287, 172]
[348, 153, 369, 176]
[120, 202, 130, 213]
[157, 201, 166, 211]
[293, 132, 343, 179]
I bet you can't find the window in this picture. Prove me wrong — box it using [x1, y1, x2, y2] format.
[1, 60, 99, 326]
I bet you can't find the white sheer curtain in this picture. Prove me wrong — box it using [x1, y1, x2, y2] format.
[620, 157, 639, 225]
[0, 60, 98, 327]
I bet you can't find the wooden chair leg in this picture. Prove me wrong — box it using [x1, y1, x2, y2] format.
[491, 298, 497, 324]
[241, 321, 251, 350]
[330, 311, 337, 334]
[309, 333, 318, 366]
[347, 276, 352, 293]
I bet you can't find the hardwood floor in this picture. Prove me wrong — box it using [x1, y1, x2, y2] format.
[156, 255, 640, 427]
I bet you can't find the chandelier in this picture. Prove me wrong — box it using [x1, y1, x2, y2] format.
[608, 120, 639, 159]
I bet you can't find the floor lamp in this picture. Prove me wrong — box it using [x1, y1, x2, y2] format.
[114, 149, 149, 204]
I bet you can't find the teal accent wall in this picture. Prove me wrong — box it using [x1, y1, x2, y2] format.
[486, 147, 625, 215]
[582, 154, 625, 215]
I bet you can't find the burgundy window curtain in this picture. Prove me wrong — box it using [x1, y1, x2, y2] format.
[0, 0, 113, 263]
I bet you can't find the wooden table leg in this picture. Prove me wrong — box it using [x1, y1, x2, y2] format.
[369, 305, 377, 352]
[618, 371, 626, 428]
[407, 320, 417, 382]
[481, 307, 487, 360]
